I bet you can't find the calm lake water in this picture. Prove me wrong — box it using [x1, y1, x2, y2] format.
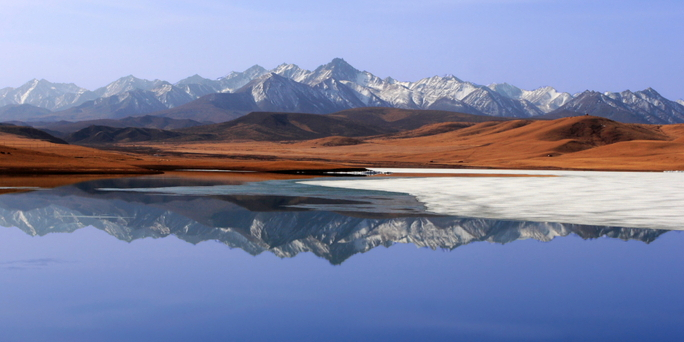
[0, 170, 682, 341]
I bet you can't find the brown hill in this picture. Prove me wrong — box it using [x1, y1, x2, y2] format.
[0, 132, 154, 175]
[5, 114, 684, 175]
[177, 111, 388, 141]
[138, 115, 684, 172]
[329, 107, 507, 132]
[659, 124, 684, 142]
[306, 136, 365, 147]
[29, 115, 204, 134]
[384, 122, 476, 139]
[379, 115, 671, 155]
[66, 125, 187, 144]
[170, 108, 503, 142]
[355, 115, 682, 169]
[0, 123, 67, 144]
[55, 108, 497, 145]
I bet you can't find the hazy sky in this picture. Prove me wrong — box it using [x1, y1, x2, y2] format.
[1, 0, 682, 99]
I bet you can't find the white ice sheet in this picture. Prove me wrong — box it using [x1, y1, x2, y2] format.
[302, 169, 684, 230]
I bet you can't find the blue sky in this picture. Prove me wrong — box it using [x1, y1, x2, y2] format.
[1, 0, 682, 99]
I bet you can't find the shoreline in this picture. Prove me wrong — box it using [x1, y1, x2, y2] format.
[0, 163, 661, 193]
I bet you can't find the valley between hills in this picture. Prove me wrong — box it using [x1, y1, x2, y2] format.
[1, 107, 684, 191]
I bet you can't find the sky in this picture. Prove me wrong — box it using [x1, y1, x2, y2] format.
[1, 0, 682, 99]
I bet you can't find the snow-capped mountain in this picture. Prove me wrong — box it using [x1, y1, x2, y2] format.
[218, 64, 269, 92]
[93, 76, 194, 109]
[1, 58, 682, 123]
[149, 81, 195, 108]
[272, 63, 312, 82]
[489, 83, 573, 113]
[261, 59, 540, 117]
[239, 73, 350, 113]
[0, 79, 97, 111]
[176, 74, 223, 99]
[545, 88, 684, 124]
[47, 89, 169, 121]
[604, 88, 684, 124]
[93, 75, 163, 98]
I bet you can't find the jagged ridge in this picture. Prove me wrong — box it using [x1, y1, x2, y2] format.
[2, 59, 682, 124]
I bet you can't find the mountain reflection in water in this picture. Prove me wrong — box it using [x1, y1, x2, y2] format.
[0, 176, 671, 264]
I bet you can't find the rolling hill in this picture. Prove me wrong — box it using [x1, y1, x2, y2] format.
[28, 115, 204, 135]
[329, 107, 508, 132]
[66, 126, 186, 144]
[172, 108, 504, 142]
[0, 123, 67, 144]
[177, 111, 388, 141]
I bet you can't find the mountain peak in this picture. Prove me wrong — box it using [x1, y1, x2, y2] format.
[92, 75, 159, 99]
[223, 65, 268, 79]
[442, 74, 464, 82]
[615, 89, 635, 96]
[317, 58, 360, 76]
[639, 87, 661, 97]
[299, 58, 367, 86]
[176, 74, 211, 85]
[237, 65, 268, 79]
[275, 63, 302, 70]
[111, 75, 157, 86]
[330, 57, 350, 66]
[19, 78, 41, 87]
[272, 63, 311, 83]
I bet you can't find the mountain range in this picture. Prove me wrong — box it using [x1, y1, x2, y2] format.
[2, 58, 684, 124]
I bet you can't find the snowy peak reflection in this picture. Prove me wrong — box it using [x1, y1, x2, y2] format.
[0, 178, 671, 264]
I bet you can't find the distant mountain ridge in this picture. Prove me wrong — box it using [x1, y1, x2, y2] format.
[542, 89, 684, 124]
[2, 58, 683, 124]
[63, 108, 500, 143]
[65, 125, 184, 144]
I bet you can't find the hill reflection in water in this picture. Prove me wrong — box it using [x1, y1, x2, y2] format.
[0, 176, 671, 264]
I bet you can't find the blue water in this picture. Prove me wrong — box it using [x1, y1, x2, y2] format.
[0, 175, 682, 341]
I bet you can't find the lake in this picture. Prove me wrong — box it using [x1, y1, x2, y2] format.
[0, 169, 682, 341]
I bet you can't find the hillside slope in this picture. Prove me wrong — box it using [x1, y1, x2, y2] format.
[178, 111, 388, 141]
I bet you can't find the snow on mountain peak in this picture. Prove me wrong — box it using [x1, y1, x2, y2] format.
[488, 83, 523, 99]
[176, 74, 212, 85]
[442, 74, 464, 82]
[305, 58, 365, 85]
[94, 75, 160, 98]
[217, 65, 270, 92]
[272, 63, 311, 82]
[243, 65, 268, 78]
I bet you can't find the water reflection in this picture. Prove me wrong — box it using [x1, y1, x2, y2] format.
[0, 176, 671, 264]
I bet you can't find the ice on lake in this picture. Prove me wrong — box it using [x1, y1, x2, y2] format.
[302, 169, 684, 231]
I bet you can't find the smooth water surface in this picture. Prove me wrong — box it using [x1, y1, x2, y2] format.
[0, 171, 682, 341]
